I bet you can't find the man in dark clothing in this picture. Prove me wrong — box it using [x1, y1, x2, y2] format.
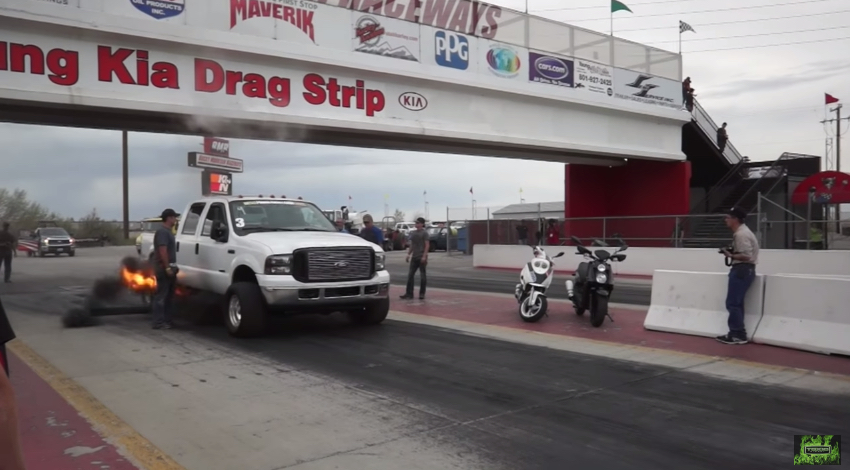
[400, 217, 429, 300]
[516, 224, 529, 245]
[0, 296, 26, 470]
[682, 76, 691, 103]
[717, 122, 729, 153]
[358, 214, 384, 246]
[0, 222, 16, 283]
[152, 209, 178, 330]
[685, 87, 695, 112]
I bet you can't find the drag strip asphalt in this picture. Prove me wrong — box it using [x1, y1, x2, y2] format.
[160, 314, 849, 469]
[3, 248, 847, 469]
[385, 262, 651, 306]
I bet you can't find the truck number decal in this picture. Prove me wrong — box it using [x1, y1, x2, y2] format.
[234, 218, 246, 228]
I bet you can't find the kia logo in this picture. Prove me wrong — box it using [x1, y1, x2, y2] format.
[399, 92, 427, 111]
[534, 56, 568, 80]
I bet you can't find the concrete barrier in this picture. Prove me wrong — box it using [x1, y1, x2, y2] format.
[643, 270, 765, 338]
[754, 275, 850, 356]
[473, 244, 850, 277]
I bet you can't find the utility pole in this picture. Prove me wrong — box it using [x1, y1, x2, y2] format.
[122, 130, 130, 240]
[820, 104, 849, 234]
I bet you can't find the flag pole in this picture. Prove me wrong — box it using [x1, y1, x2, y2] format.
[678, 26, 682, 55]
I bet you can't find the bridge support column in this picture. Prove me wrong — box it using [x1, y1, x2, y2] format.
[564, 160, 691, 247]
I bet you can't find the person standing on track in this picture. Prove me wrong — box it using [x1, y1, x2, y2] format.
[152, 209, 178, 330]
[0, 223, 16, 283]
[716, 207, 759, 345]
[400, 217, 429, 301]
[0, 297, 27, 470]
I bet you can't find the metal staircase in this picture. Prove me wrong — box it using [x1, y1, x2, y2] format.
[691, 99, 745, 166]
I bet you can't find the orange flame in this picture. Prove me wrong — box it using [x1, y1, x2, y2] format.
[121, 265, 156, 293]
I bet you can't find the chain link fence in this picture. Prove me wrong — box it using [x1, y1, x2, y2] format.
[438, 205, 850, 254]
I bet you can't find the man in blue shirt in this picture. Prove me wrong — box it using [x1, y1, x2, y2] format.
[152, 208, 178, 330]
[359, 214, 384, 246]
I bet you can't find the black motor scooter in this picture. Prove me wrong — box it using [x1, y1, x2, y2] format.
[565, 236, 628, 327]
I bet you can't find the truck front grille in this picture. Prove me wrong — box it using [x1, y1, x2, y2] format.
[294, 248, 374, 283]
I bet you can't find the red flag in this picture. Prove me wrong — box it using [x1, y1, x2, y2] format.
[469, 187, 473, 195]
[826, 93, 840, 105]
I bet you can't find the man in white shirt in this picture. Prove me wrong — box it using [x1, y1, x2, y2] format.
[717, 207, 759, 345]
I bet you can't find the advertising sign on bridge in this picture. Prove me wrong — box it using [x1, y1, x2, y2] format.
[352, 14, 420, 62]
[528, 51, 573, 88]
[613, 68, 681, 109]
[573, 59, 613, 98]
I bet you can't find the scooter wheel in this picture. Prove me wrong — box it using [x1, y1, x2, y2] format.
[519, 296, 547, 323]
[574, 307, 586, 316]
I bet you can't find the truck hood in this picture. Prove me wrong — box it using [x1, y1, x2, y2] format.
[239, 231, 383, 253]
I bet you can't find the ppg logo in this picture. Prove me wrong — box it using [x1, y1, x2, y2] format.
[435, 31, 469, 70]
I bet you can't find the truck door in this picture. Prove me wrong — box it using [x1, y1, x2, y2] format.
[196, 202, 231, 294]
[175, 202, 206, 289]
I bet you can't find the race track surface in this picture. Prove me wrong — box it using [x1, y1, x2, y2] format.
[1, 247, 846, 470]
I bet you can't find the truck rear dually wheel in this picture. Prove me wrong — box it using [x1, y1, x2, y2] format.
[348, 298, 390, 326]
[225, 282, 268, 337]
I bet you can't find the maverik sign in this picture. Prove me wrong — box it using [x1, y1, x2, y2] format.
[528, 52, 572, 87]
[613, 68, 681, 109]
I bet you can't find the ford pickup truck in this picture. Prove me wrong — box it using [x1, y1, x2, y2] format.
[159, 196, 390, 337]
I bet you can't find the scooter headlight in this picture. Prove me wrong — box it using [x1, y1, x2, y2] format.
[596, 264, 607, 272]
[596, 273, 608, 283]
[532, 260, 550, 274]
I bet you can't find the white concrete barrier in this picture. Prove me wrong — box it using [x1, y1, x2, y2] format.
[643, 270, 765, 338]
[754, 275, 850, 355]
[473, 245, 850, 277]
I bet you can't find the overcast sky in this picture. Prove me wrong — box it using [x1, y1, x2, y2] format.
[1, 0, 848, 221]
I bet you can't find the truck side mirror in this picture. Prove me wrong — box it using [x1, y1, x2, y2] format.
[211, 221, 229, 242]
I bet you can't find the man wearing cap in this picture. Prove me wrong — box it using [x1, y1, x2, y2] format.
[152, 209, 178, 330]
[0, 297, 26, 470]
[400, 217, 429, 300]
[717, 207, 759, 345]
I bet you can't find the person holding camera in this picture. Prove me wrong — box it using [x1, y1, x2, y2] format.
[716, 207, 759, 345]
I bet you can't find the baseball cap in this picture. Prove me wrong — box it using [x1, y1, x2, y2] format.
[160, 208, 178, 220]
[726, 207, 747, 221]
[416, 217, 426, 224]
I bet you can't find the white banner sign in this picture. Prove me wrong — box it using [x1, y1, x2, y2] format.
[352, 13, 420, 62]
[613, 68, 681, 109]
[477, 39, 526, 83]
[573, 59, 613, 98]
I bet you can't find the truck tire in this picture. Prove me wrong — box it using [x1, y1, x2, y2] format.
[225, 282, 268, 337]
[348, 298, 390, 326]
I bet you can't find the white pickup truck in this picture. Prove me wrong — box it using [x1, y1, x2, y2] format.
[144, 195, 390, 337]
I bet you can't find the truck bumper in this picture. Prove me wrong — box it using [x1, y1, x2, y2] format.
[257, 270, 391, 309]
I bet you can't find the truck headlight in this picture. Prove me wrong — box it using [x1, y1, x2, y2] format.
[376, 253, 386, 271]
[265, 254, 292, 275]
[42, 239, 49, 246]
[69, 238, 76, 246]
[596, 273, 608, 283]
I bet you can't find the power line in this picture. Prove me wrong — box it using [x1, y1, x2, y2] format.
[539, 0, 835, 22]
[614, 9, 850, 33]
[646, 24, 850, 45]
[539, 0, 734, 12]
[722, 106, 824, 118]
[685, 34, 850, 53]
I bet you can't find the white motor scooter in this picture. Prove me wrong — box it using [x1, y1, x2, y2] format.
[514, 245, 565, 323]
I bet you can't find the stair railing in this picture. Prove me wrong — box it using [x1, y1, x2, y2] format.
[734, 153, 795, 212]
[691, 98, 744, 165]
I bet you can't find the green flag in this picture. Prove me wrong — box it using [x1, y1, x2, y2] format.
[611, 0, 632, 13]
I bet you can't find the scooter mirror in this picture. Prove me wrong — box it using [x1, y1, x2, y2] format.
[570, 235, 582, 245]
[554, 252, 565, 258]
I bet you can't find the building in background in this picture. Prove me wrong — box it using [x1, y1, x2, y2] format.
[492, 201, 565, 220]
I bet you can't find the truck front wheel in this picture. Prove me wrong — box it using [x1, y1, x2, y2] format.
[225, 282, 268, 337]
[348, 298, 390, 326]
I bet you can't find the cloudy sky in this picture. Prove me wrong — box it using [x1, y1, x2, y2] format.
[1, 0, 848, 221]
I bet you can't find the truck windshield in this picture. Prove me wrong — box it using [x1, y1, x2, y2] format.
[40, 228, 70, 237]
[229, 200, 337, 234]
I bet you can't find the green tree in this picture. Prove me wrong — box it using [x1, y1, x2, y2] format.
[393, 209, 406, 221]
[0, 188, 62, 232]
